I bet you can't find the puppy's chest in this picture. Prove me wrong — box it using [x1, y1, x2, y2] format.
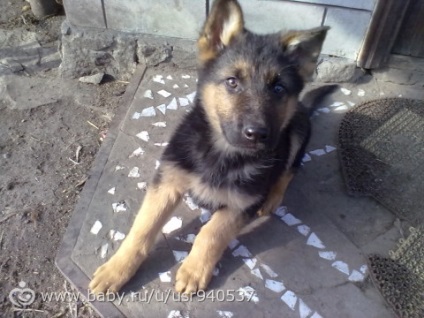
[188, 160, 272, 211]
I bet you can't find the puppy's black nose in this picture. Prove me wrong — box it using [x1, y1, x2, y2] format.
[243, 126, 269, 142]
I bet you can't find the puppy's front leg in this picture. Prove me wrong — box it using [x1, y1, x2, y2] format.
[176, 208, 248, 294]
[90, 166, 185, 294]
[257, 171, 294, 216]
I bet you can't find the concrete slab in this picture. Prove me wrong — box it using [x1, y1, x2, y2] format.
[105, 0, 205, 39]
[284, 0, 377, 11]
[57, 64, 424, 317]
[212, 0, 324, 34]
[322, 7, 372, 60]
[63, 0, 106, 29]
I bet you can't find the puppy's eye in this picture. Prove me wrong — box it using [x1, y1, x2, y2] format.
[225, 77, 238, 89]
[272, 83, 285, 95]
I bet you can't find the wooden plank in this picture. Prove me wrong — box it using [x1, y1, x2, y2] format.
[392, 0, 424, 58]
[357, 0, 410, 69]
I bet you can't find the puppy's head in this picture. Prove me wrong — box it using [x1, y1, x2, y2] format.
[197, 0, 328, 153]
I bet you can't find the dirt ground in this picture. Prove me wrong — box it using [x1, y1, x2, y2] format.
[0, 2, 126, 317]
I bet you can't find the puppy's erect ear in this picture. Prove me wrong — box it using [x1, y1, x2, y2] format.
[282, 26, 329, 80]
[198, 0, 244, 64]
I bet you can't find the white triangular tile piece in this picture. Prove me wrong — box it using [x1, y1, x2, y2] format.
[167, 98, 178, 110]
[143, 90, 154, 99]
[136, 131, 150, 142]
[199, 208, 211, 223]
[281, 290, 297, 310]
[341, 87, 351, 95]
[172, 250, 188, 263]
[129, 147, 144, 158]
[281, 213, 302, 226]
[306, 233, 325, 249]
[302, 154, 312, 162]
[132, 112, 141, 119]
[251, 268, 263, 280]
[274, 206, 288, 217]
[140, 106, 156, 117]
[348, 269, 365, 282]
[152, 121, 167, 127]
[297, 225, 310, 236]
[162, 216, 183, 234]
[332, 261, 350, 275]
[100, 243, 108, 258]
[178, 98, 189, 107]
[319, 251, 337, 260]
[232, 245, 252, 258]
[90, 221, 102, 235]
[260, 264, 278, 278]
[159, 271, 171, 282]
[242, 258, 257, 269]
[187, 91, 196, 103]
[158, 90, 171, 98]
[156, 104, 166, 115]
[325, 145, 336, 153]
[299, 299, 312, 318]
[153, 75, 165, 84]
[128, 167, 141, 178]
[309, 149, 326, 156]
[265, 279, 285, 293]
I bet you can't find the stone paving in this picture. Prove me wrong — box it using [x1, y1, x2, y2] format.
[57, 64, 424, 318]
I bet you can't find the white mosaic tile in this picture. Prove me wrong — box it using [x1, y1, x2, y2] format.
[260, 264, 278, 278]
[341, 87, 351, 95]
[167, 98, 178, 110]
[100, 243, 108, 258]
[112, 202, 127, 213]
[136, 131, 150, 142]
[129, 147, 145, 158]
[137, 182, 147, 190]
[178, 98, 189, 107]
[90, 220, 102, 235]
[281, 290, 297, 310]
[332, 260, 349, 275]
[265, 279, 285, 293]
[172, 250, 188, 263]
[140, 106, 156, 117]
[162, 216, 183, 234]
[152, 121, 167, 127]
[128, 167, 141, 178]
[306, 233, 325, 249]
[232, 245, 252, 258]
[159, 271, 172, 282]
[143, 90, 154, 99]
[153, 75, 165, 84]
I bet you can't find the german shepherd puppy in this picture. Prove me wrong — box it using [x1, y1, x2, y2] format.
[90, 0, 335, 295]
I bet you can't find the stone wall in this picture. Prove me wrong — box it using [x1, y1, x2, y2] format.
[61, 0, 376, 80]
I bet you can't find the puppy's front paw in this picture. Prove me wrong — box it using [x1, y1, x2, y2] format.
[89, 253, 143, 294]
[175, 256, 214, 294]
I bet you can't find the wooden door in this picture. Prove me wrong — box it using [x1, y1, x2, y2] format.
[391, 0, 424, 58]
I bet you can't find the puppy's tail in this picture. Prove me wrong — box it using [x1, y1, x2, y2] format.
[301, 84, 338, 116]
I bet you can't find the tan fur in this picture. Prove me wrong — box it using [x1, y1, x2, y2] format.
[281, 27, 329, 80]
[176, 207, 247, 293]
[257, 171, 294, 216]
[279, 96, 299, 131]
[197, 0, 244, 65]
[89, 163, 188, 293]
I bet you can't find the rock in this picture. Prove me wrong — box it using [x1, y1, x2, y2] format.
[0, 74, 60, 110]
[0, 59, 24, 74]
[137, 43, 172, 67]
[79, 72, 105, 85]
[315, 56, 363, 83]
